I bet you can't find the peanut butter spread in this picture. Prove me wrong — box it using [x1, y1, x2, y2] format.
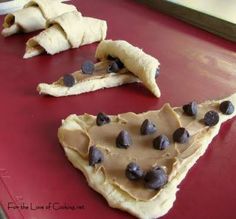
[59, 101, 222, 201]
[55, 61, 138, 86]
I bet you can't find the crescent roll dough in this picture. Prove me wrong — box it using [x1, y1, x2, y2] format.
[58, 93, 236, 219]
[37, 40, 161, 97]
[95, 40, 161, 97]
[24, 11, 107, 58]
[1, 0, 76, 37]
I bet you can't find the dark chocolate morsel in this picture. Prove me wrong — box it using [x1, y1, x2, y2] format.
[96, 112, 110, 126]
[81, 60, 95, 74]
[144, 166, 168, 190]
[9, 16, 15, 26]
[219, 101, 234, 115]
[116, 130, 132, 149]
[140, 119, 157, 135]
[204, 111, 219, 126]
[183, 101, 197, 116]
[125, 162, 144, 180]
[88, 146, 104, 166]
[155, 68, 160, 78]
[107, 61, 120, 73]
[114, 58, 124, 69]
[107, 55, 124, 69]
[173, 127, 190, 143]
[153, 135, 170, 150]
[107, 55, 115, 60]
[63, 74, 75, 87]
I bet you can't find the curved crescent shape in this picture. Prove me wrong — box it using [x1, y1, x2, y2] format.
[95, 40, 161, 97]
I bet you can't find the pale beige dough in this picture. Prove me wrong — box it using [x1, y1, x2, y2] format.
[95, 40, 161, 97]
[24, 11, 107, 58]
[1, 0, 76, 37]
[58, 92, 236, 219]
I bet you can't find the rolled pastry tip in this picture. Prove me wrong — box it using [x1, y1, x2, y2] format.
[24, 11, 107, 58]
[1, 0, 76, 37]
[95, 40, 161, 97]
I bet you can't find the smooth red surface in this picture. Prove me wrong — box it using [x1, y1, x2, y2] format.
[0, 1, 236, 219]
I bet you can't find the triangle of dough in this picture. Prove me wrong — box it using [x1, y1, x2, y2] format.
[58, 93, 236, 219]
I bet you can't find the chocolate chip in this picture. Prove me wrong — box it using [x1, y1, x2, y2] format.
[116, 130, 132, 149]
[155, 68, 160, 78]
[107, 55, 115, 60]
[114, 58, 124, 69]
[9, 16, 15, 26]
[63, 74, 75, 87]
[125, 162, 144, 180]
[107, 55, 124, 67]
[88, 146, 103, 166]
[204, 111, 219, 126]
[81, 60, 94, 74]
[144, 167, 168, 190]
[107, 61, 120, 73]
[219, 101, 234, 115]
[96, 112, 110, 126]
[140, 119, 157, 135]
[183, 101, 197, 116]
[153, 135, 170, 150]
[173, 127, 190, 143]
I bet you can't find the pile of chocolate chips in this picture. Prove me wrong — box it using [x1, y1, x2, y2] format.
[125, 162, 168, 190]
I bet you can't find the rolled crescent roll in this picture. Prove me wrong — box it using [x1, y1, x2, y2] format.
[1, 0, 76, 37]
[37, 40, 161, 98]
[95, 40, 161, 97]
[24, 11, 107, 58]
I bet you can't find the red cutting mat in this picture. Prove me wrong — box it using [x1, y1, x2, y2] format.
[0, 0, 236, 219]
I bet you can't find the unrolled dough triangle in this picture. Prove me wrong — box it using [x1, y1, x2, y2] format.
[58, 93, 236, 219]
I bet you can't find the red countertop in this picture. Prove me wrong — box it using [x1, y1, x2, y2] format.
[0, 0, 236, 219]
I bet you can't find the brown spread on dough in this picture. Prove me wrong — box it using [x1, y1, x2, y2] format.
[55, 60, 135, 86]
[59, 102, 223, 201]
